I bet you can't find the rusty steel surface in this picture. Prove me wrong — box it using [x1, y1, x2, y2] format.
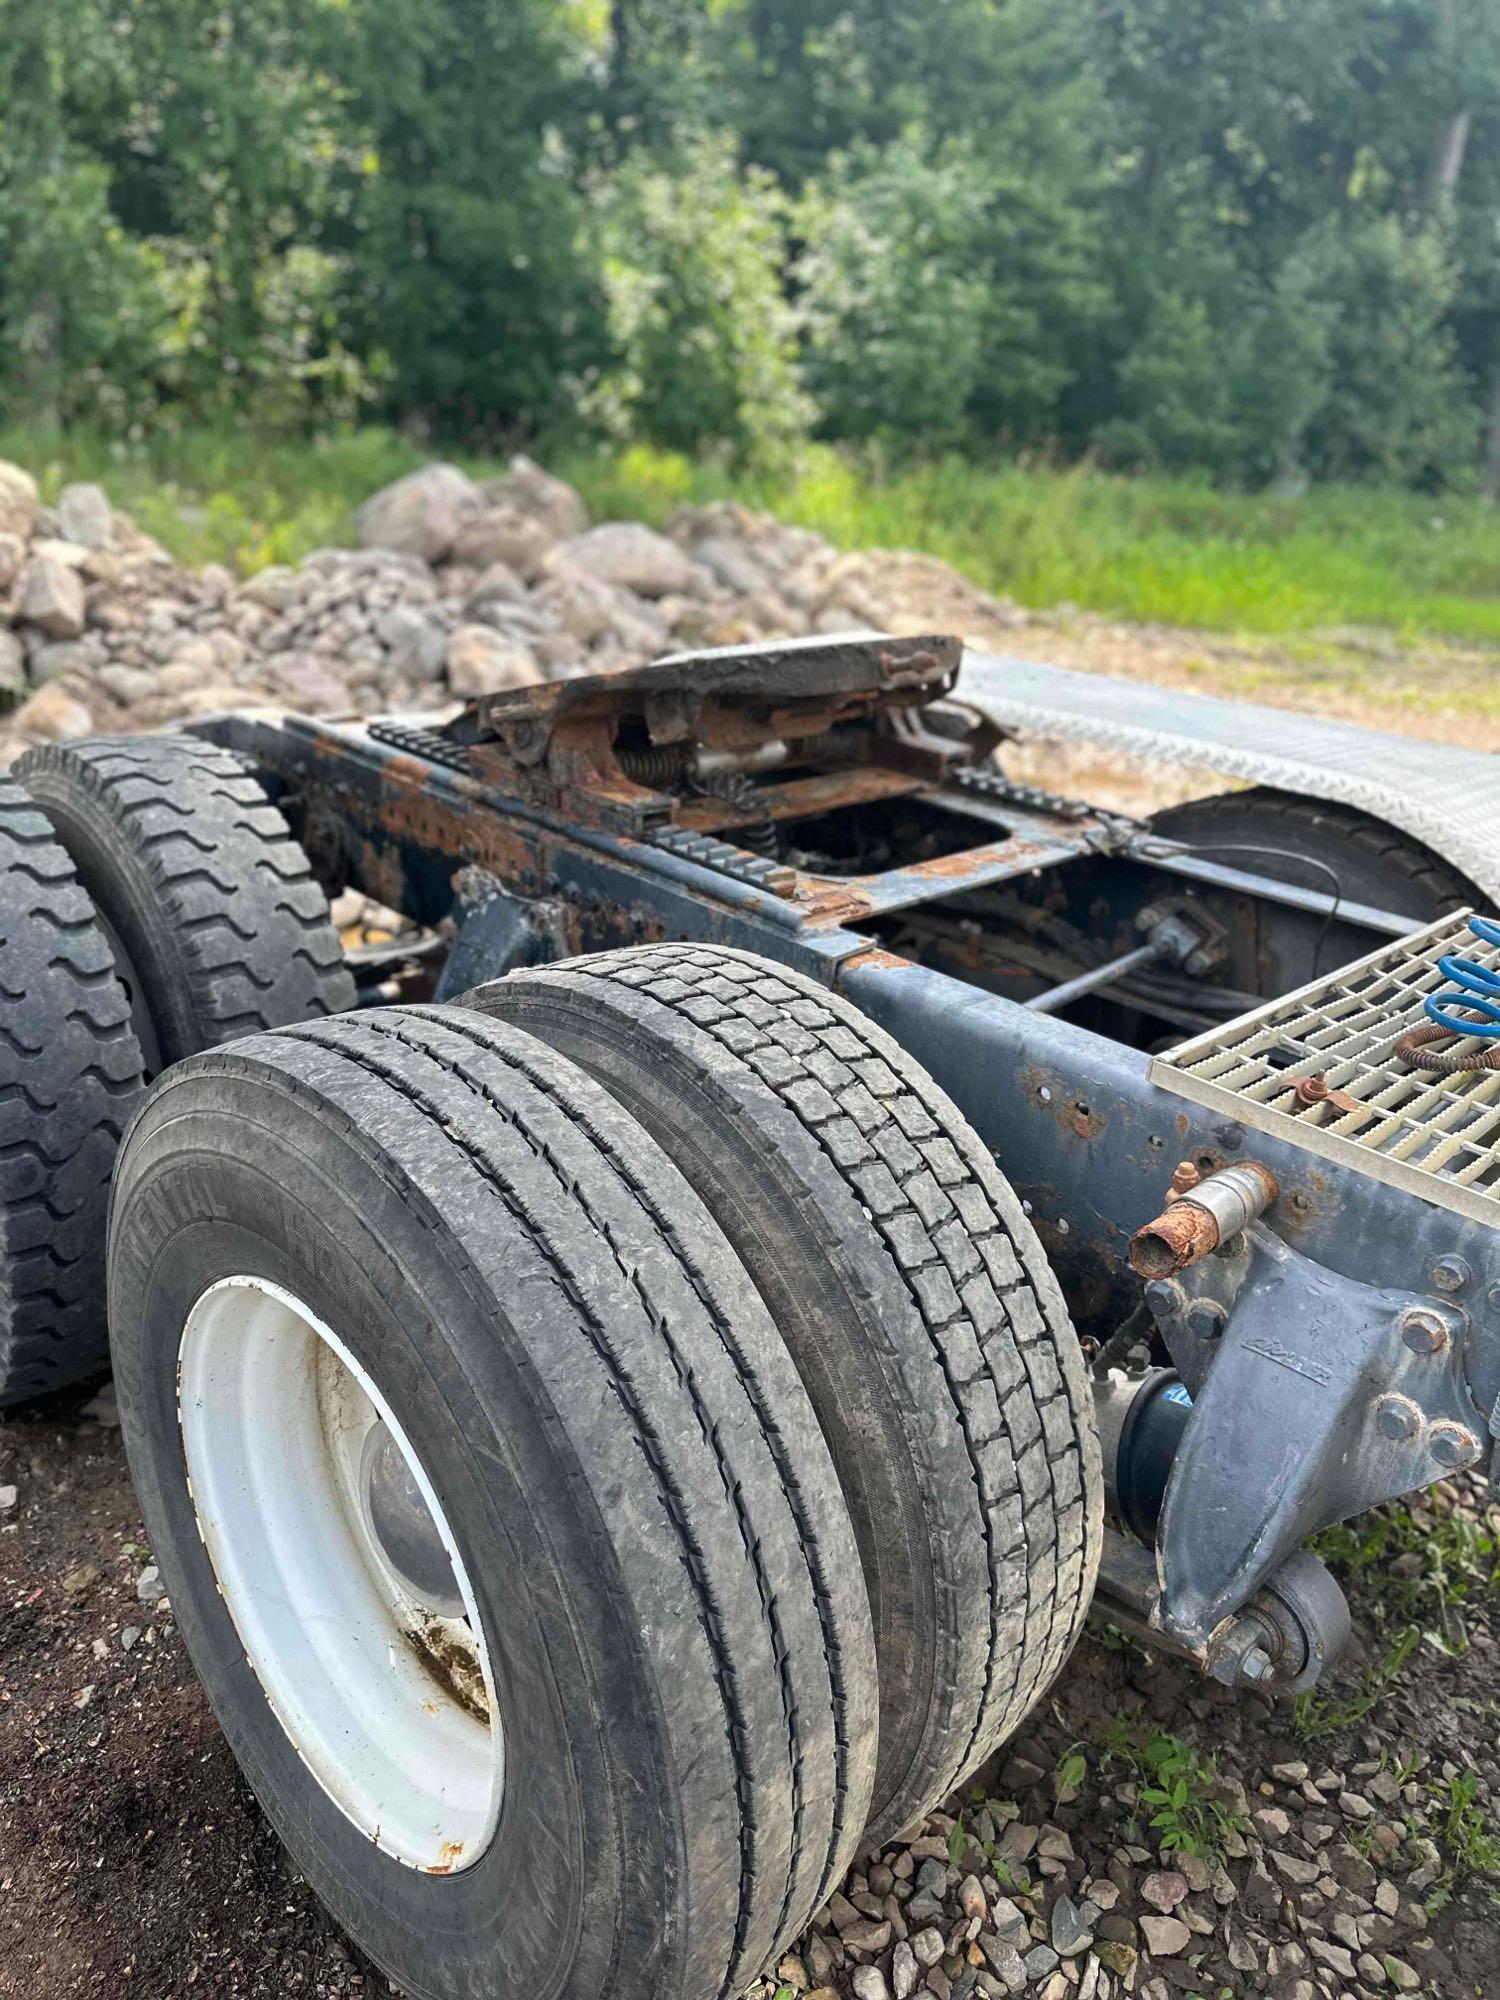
[461, 630, 962, 737]
[1129, 1162, 1280, 1278]
[1129, 1199, 1225, 1279]
[188, 697, 1500, 1354]
[675, 763, 926, 832]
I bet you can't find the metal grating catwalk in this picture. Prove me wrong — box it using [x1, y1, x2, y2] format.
[1151, 910, 1500, 1228]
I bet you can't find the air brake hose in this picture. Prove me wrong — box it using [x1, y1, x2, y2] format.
[1395, 914, 1500, 1073]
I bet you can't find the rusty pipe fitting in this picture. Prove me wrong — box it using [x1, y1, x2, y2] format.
[1129, 1162, 1279, 1280]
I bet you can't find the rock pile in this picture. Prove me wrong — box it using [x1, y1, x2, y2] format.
[0, 456, 1033, 767]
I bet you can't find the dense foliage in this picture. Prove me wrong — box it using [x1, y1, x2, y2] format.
[2, 0, 1498, 489]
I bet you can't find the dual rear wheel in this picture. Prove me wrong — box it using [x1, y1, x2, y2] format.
[104, 949, 1103, 1999]
[0, 737, 352, 1403]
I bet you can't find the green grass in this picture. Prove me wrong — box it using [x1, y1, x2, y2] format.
[0, 424, 428, 573]
[562, 443, 1500, 648]
[6, 425, 1500, 648]
[1091, 1715, 1248, 1863]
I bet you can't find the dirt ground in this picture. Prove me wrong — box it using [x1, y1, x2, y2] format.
[0, 1380, 379, 2000]
[4, 1373, 1498, 2000]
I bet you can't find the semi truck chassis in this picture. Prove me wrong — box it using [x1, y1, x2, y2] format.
[4, 630, 1497, 2000]
[190, 632, 1500, 1677]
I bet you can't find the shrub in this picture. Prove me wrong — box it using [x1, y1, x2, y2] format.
[584, 131, 811, 469]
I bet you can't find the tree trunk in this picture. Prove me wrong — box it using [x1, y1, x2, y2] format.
[1428, 107, 1471, 201]
[1425, 0, 1470, 204]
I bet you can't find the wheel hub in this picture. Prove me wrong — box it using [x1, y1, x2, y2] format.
[360, 1421, 465, 1617]
[177, 1276, 502, 1872]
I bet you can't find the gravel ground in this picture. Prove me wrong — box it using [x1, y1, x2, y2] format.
[2, 1378, 1497, 2000]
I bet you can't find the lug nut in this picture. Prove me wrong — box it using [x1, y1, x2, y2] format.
[1400, 1306, 1449, 1355]
[1429, 1422, 1479, 1469]
[1240, 1646, 1274, 1684]
[1375, 1395, 1420, 1443]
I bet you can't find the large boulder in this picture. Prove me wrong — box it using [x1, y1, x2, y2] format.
[532, 568, 621, 645]
[20, 556, 86, 638]
[14, 682, 93, 741]
[550, 523, 707, 600]
[447, 504, 556, 578]
[96, 663, 158, 708]
[481, 456, 589, 541]
[355, 463, 480, 564]
[690, 532, 775, 598]
[466, 560, 530, 612]
[377, 605, 449, 681]
[55, 483, 112, 550]
[0, 461, 37, 543]
[29, 641, 95, 686]
[445, 626, 542, 699]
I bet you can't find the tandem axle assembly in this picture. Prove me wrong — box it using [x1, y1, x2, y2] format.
[4, 629, 1498, 1999]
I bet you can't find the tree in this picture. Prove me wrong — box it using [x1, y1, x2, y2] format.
[334, 0, 606, 435]
[586, 130, 810, 465]
[0, 1, 158, 427]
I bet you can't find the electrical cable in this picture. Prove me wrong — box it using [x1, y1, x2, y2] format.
[1147, 837, 1346, 976]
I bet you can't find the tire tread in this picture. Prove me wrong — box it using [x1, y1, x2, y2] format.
[18, 734, 353, 1065]
[250, 1005, 876, 1994]
[472, 944, 1103, 1830]
[0, 779, 144, 1403]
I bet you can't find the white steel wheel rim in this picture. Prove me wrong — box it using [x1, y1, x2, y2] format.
[177, 1275, 502, 1873]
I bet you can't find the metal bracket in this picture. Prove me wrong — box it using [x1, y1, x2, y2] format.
[1153, 1223, 1486, 1650]
[433, 868, 573, 1001]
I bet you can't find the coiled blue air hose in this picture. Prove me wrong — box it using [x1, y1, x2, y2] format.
[1395, 915, 1500, 1073]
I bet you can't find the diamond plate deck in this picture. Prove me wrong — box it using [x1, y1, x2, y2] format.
[1151, 910, 1500, 1228]
[959, 652, 1500, 906]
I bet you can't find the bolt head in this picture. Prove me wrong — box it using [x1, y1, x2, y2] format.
[1186, 1300, 1227, 1340]
[1375, 1395, 1420, 1443]
[1240, 1646, 1274, 1684]
[1429, 1422, 1479, 1469]
[1144, 1279, 1184, 1321]
[1400, 1306, 1449, 1355]
[1430, 1255, 1471, 1294]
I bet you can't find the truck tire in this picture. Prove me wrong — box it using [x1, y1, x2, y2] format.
[465, 945, 1103, 1839]
[108, 1005, 877, 2000]
[17, 735, 353, 1076]
[1153, 787, 1472, 925]
[0, 780, 144, 1405]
